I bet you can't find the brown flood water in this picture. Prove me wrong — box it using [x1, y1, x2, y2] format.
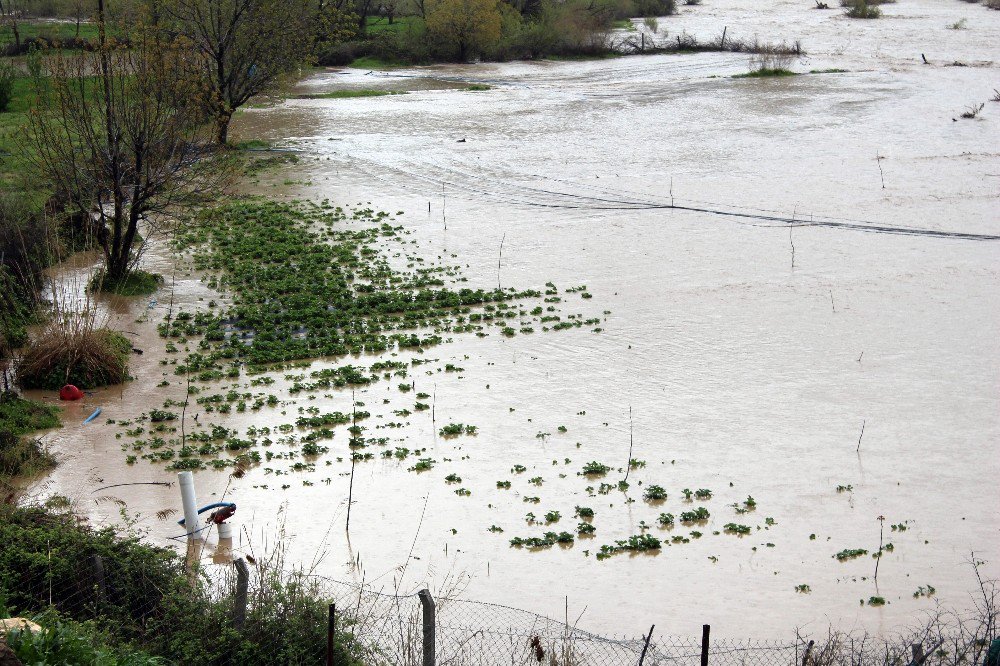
[27, 0, 1000, 640]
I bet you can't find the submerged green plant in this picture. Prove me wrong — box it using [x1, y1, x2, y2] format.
[643, 485, 668, 501]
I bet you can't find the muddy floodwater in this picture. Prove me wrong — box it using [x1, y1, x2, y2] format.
[30, 0, 1000, 640]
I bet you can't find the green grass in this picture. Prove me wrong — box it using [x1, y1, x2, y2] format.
[0, 20, 100, 45]
[0, 394, 60, 483]
[732, 68, 798, 78]
[310, 89, 407, 99]
[809, 68, 848, 74]
[0, 77, 42, 193]
[464, 84, 492, 91]
[92, 269, 163, 296]
[364, 16, 422, 34]
[347, 55, 407, 70]
[234, 139, 273, 151]
[0, 394, 61, 437]
[612, 19, 636, 30]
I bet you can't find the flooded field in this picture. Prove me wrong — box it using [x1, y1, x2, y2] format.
[29, 0, 1000, 640]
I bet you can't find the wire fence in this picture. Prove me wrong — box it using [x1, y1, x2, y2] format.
[3, 552, 997, 666]
[260, 568, 804, 666]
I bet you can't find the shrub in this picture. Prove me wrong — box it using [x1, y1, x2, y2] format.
[846, 0, 881, 18]
[5, 615, 164, 666]
[0, 504, 365, 665]
[18, 327, 131, 390]
[0, 196, 53, 353]
[91, 270, 163, 296]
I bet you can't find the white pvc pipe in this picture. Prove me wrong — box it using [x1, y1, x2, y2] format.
[177, 471, 204, 542]
[217, 522, 233, 539]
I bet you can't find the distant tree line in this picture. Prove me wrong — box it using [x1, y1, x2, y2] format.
[315, 0, 678, 63]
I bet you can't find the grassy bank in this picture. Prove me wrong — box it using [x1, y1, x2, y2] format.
[0, 503, 364, 665]
[0, 392, 59, 497]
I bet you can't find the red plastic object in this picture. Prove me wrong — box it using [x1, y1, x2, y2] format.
[59, 384, 84, 401]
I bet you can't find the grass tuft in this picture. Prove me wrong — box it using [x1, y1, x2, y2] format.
[92, 270, 163, 296]
[733, 68, 797, 78]
[18, 327, 131, 390]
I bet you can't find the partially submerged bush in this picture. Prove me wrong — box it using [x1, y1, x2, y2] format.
[737, 49, 796, 77]
[846, 0, 882, 17]
[91, 269, 163, 296]
[18, 327, 131, 390]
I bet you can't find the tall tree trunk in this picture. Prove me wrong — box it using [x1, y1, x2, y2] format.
[216, 111, 231, 145]
[104, 213, 130, 283]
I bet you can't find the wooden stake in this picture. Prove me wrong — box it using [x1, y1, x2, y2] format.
[623, 406, 635, 483]
[346, 389, 357, 532]
[497, 232, 505, 290]
[856, 419, 865, 453]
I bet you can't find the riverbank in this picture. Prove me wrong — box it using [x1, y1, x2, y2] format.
[6, 0, 999, 642]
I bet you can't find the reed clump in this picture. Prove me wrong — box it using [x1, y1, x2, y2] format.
[17, 326, 131, 390]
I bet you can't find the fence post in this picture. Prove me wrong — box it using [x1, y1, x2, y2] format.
[638, 624, 655, 666]
[233, 558, 249, 631]
[701, 625, 710, 666]
[802, 639, 815, 666]
[90, 554, 107, 606]
[418, 589, 436, 666]
[327, 603, 336, 666]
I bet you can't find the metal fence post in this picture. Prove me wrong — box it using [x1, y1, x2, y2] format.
[233, 558, 249, 631]
[701, 624, 710, 666]
[327, 603, 336, 666]
[418, 589, 436, 666]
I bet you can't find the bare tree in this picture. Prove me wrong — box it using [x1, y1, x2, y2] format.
[25, 4, 217, 286]
[0, 0, 26, 50]
[161, 0, 314, 145]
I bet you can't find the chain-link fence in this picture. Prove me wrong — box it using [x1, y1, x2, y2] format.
[261, 566, 805, 666]
[3, 550, 997, 666]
